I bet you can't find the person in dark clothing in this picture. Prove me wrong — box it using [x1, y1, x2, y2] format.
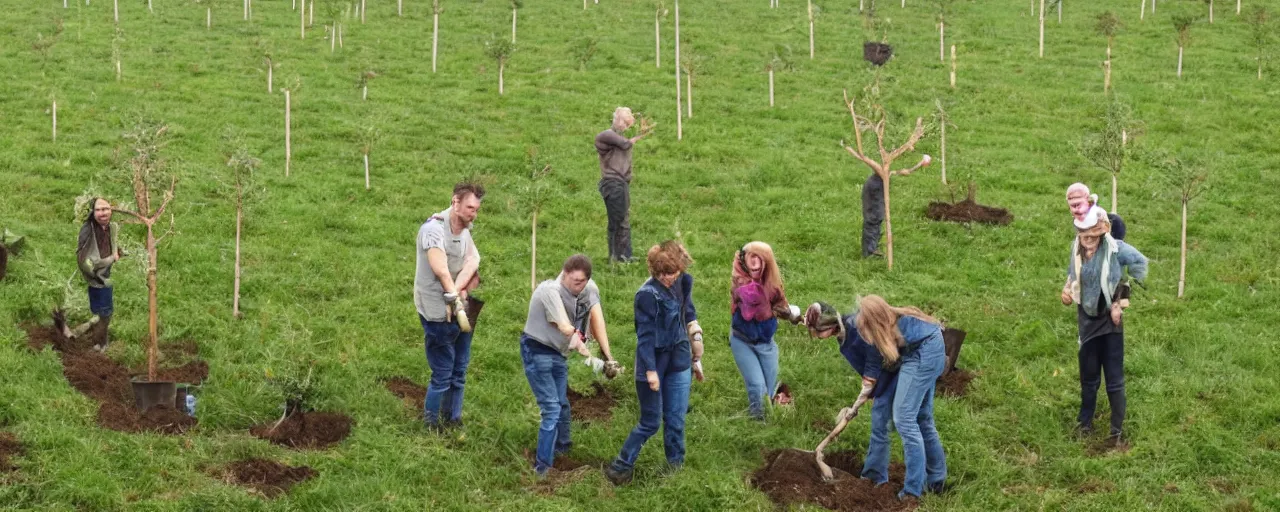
[76, 198, 123, 352]
[861, 173, 885, 258]
[1061, 206, 1148, 442]
[595, 107, 652, 263]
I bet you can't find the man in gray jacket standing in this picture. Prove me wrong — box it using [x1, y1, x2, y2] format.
[596, 107, 652, 263]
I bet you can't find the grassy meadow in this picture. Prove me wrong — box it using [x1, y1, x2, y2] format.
[2, 0, 1280, 509]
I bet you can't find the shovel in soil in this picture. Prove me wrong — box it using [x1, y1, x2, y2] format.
[813, 393, 872, 481]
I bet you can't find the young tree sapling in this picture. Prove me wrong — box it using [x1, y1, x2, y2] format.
[1149, 150, 1209, 298]
[1076, 98, 1138, 213]
[485, 37, 515, 96]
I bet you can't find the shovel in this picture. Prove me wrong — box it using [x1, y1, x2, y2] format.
[814, 393, 871, 481]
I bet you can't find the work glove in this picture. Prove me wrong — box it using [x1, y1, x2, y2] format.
[583, 356, 605, 374]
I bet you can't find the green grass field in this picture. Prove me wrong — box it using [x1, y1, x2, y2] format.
[3, 0, 1280, 509]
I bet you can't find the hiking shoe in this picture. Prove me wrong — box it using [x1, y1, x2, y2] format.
[927, 481, 948, 494]
[1074, 423, 1094, 439]
[864, 251, 885, 259]
[604, 465, 633, 486]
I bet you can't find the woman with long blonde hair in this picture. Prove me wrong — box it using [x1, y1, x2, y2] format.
[854, 295, 948, 500]
[729, 241, 801, 420]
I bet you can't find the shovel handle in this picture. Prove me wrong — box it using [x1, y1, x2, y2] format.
[814, 395, 870, 481]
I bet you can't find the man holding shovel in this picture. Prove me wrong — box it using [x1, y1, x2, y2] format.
[804, 302, 899, 484]
[520, 255, 623, 477]
[414, 182, 484, 432]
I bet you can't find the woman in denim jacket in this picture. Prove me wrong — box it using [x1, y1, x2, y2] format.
[605, 241, 703, 485]
[856, 295, 948, 500]
[729, 241, 802, 420]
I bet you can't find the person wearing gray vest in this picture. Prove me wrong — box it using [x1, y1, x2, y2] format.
[414, 182, 484, 432]
[596, 107, 653, 263]
[77, 197, 124, 352]
[521, 255, 623, 476]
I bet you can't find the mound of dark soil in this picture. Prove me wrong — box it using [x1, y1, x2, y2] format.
[567, 381, 618, 424]
[0, 432, 23, 472]
[225, 458, 317, 498]
[251, 412, 353, 449]
[97, 402, 197, 434]
[926, 200, 1013, 225]
[863, 42, 893, 66]
[936, 368, 974, 398]
[132, 360, 209, 385]
[383, 376, 426, 412]
[751, 448, 915, 512]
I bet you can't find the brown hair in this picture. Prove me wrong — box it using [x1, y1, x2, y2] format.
[453, 181, 486, 201]
[562, 254, 593, 280]
[732, 241, 785, 296]
[646, 240, 692, 278]
[854, 295, 939, 365]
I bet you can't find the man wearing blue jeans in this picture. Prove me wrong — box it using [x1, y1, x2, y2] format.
[520, 255, 621, 476]
[414, 182, 484, 431]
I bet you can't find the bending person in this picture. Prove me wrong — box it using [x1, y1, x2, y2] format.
[729, 241, 801, 420]
[605, 241, 701, 485]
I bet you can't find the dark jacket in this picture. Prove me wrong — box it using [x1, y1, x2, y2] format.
[838, 314, 897, 398]
[633, 273, 697, 380]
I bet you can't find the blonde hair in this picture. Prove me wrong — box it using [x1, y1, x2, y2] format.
[646, 240, 692, 278]
[612, 107, 634, 131]
[732, 241, 785, 296]
[854, 295, 939, 365]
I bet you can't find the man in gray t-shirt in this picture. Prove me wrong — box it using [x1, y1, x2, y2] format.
[520, 254, 623, 476]
[596, 107, 652, 263]
[415, 182, 484, 431]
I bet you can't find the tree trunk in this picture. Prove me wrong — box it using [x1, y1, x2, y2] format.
[675, 0, 682, 141]
[1151, 0, 1155, 14]
[145, 227, 159, 381]
[1140, 0, 1145, 20]
[808, 0, 814, 59]
[883, 175, 894, 270]
[244, 0, 248, 20]
[233, 189, 242, 318]
[1237, 0, 1241, 15]
[1178, 199, 1187, 297]
[1259, 57, 1263, 80]
[432, 13, 439, 72]
[940, 118, 946, 184]
[285, 90, 292, 177]
[114, 0, 119, 23]
[398, 0, 402, 17]
[1038, 0, 1045, 58]
[939, 21, 945, 62]
[208, 7, 212, 28]
[686, 72, 692, 118]
[1177, 45, 1183, 78]
[339, 24, 343, 47]
[301, 0, 306, 38]
[768, 68, 774, 107]
[51, 101, 57, 142]
[116, 60, 122, 81]
[531, 209, 537, 291]
[1208, 0, 1213, 23]
[361, 0, 366, 23]
[655, 11, 660, 68]
[309, 0, 314, 26]
[331, 25, 336, 53]
[950, 44, 956, 87]
[1104, 45, 1111, 92]
[1111, 173, 1117, 212]
[363, 84, 367, 100]
[1057, 0, 1062, 23]
[364, 153, 371, 190]
[512, 7, 517, 43]
[860, 0, 863, 12]
[499, 61, 505, 95]
[269, 65, 273, 93]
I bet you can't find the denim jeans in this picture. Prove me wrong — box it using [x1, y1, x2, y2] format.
[729, 335, 779, 419]
[520, 337, 571, 473]
[88, 286, 114, 317]
[420, 316, 474, 426]
[599, 178, 632, 261]
[893, 335, 947, 498]
[611, 368, 692, 471]
[860, 377, 898, 484]
[1078, 332, 1126, 435]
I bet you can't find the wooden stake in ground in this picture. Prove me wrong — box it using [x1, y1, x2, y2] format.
[398, 0, 402, 16]
[939, 21, 945, 62]
[1209, 0, 1214, 24]
[301, 0, 307, 38]
[432, 0, 441, 73]
[1077, 98, 1135, 213]
[674, 0, 682, 141]
[310, 0, 314, 26]
[485, 38, 515, 96]
[208, 7, 212, 28]
[1096, 11, 1120, 93]
[1141, 0, 1145, 21]
[1247, 5, 1270, 80]
[361, 0, 366, 23]
[523, 151, 553, 290]
[115, 120, 177, 382]
[358, 70, 376, 100]
[1152, 0, 1156, 14]
[936, 99, 949, 185]
[681, 52, 701, 118]
[766, 45, 794, 108]
[112, 27, 124, 82]
[339, 24, 343, 48]
[51, 100, 57, 142]
[330, 25, 336, 53]
[284, 90, 292, 177]
[511, 0, 521, 43]
[114, 0, 119, 23]
[1039, 0, 1046, 57]
[265, 56, 274, 93]
[1173, 15, 1193, 78]
[358, 122, 380, 190]
[840, 90, 930, 270]
[655, 2, 667, 68]
[950, 44, 956, 87]
[808, 0, 815, 59]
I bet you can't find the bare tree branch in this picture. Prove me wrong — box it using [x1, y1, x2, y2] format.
[886, 117, 927, 163]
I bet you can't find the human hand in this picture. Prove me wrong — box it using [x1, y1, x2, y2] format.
[834, 406, 857, 425]
[692, 360, 704, 382]
[1060, 287, 1073, 306]
[569, 331, 591, 357]
[691, 337, 704, 362]
[646, 371, 660, 391]
[1118, 298, 1130, 309]
[1110, 303, 1123, 325]
[583, 356, 605, 374]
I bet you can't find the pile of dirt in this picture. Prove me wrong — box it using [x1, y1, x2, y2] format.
[132, 360, 209, 386]
[383, 376, 426, 412]
[251, 412, 353, 449]
[567, 382, 617, 424]
[863, 42, 893, 66]
[751, 448, 915, 512]
[926, 200, 1013, 225]
[224, 458, 317, 498]
[0, 432, 23, 472]
[22, 319, 203, 434]
[936, 368, 974, 398]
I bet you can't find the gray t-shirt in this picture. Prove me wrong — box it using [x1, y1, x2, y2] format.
[414, 208, 480, 322]
[524, 277, 601, 355]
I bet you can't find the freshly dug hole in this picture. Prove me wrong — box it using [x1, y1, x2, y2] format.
[224, 458, 317, 497]
[863, 42, 893, 66]
[926, 200, 1013, 225]
[567, 381, 617, 423]
[383, 376, 426, 412]
[0, 432, 23, 472]
[251, 412, 353, 449]
[936, 368, 974, 397]
[751, 448, 915, 512]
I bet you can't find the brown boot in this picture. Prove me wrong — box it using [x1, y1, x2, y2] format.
[91, 315, 112, 352]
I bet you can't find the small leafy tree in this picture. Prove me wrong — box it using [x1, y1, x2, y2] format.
[1248, 5, 1271, 80]
[1173, 14, 1195, 78]
[523, 147, 555, 290]
[112, 27, 124, 81]
[1148, 150, 1209, 298]
[935, 99, 954, 184]
[114, 118, 178, 381]
[1076, 98, 1138, 213]
[1204, 0, 1214, 24]
[265, 363, 317, 429]
[485, 37, 515, 95]
[654, 1, 668, 68]
[572, 37, 598, 71]
[840, 90, 930, 270]
[357, 117, 382, 190]
[222, 128, 260, 319]
[680, 48, 704, 118]
[766, 44, 795, 107]
[1096, 11, 1121, 92]
[356, 70, 376, 100]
